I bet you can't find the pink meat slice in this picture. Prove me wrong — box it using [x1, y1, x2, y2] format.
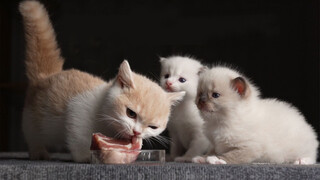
[90, 133, 142, 151]
[90, 133, 142, 164]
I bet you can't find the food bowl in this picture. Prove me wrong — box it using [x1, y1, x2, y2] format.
[91, 149, 165, 164]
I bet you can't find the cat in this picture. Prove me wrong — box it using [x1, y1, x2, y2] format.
[192, 65, 319, 164]
[19, 0, 185, 162]
[159, 56, 211, 162]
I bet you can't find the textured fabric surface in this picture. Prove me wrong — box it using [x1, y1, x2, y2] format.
[0, 153, 319, 180]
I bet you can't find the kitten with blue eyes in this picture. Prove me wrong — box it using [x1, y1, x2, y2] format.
[160, 56, 211, 162]
[193, 66, 318, 164]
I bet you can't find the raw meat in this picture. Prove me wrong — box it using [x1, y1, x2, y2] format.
[90, 133, 142, 164]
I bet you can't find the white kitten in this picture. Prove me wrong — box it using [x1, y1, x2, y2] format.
[160, 56, 211, 162]
[193, 66, 318, 164]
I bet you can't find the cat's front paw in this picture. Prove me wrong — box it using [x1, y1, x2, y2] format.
[192, 156, 206, 163]
[174, 156, 192, 162]
[294, 158, 313, 165]
[206, 156, 227, 164]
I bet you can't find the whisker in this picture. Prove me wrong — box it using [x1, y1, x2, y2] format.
[143, 138, 154, 149]
[114, 128, 128, 139]
[96, 114, 133, 139]
[156, 135, 172, 144]
[151, 136, 170, 149]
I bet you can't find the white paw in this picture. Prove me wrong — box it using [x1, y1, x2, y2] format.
[294, 158, 313, 165]
[206, 156, 227, 164]
[174, 156, 192, 162]
[192, 156, 206, 163]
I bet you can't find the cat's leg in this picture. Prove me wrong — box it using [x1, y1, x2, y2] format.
[192, 146, 215, 163]
[66, 119, 93, 162]
[207, 147, 260, 164]
[169, 135, 184, 161]
[66, 130, 91, 162]
[22, 109, 49, 160]
[67, 142, 91, 162]
[294, 158, 314, 165]
[206, 156, 227, 164]
[192, 156, 207, 163]
[175, 135, 210, 162]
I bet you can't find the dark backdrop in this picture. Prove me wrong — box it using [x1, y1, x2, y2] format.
[0, 0, 319, 160]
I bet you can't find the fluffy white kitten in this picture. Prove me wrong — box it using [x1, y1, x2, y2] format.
[160, 56, 211, 162]
[193, 66, 318, 164]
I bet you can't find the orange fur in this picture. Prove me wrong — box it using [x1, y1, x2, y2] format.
[20, 1, 64, 84]
[114, 73, 171, 128]
[25, 69, 106, 122]
[20, 1, 185, 161]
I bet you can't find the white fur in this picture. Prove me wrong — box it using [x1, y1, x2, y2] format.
[197, 66, 319, 164]
[23, 73, 174, 162]
[66, 80, 166, 162]
[66, 84, 108, 162]
[160, 56, 211, 162]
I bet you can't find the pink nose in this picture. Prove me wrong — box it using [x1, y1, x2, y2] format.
[166, 81, 172, 86]
[133, 130, 141, 136]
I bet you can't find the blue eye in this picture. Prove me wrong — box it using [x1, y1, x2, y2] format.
[178, 77, 186, 83]
[164, 74, 170, 79]
[212, 93, 220, 98]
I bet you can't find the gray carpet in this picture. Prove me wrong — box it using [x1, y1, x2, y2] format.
[0, 153, 319, 180]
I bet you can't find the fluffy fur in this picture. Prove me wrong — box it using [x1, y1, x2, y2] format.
[20, 0, 185, 162]
[192, 66, 318, 164]
[160, 56, 211, 162]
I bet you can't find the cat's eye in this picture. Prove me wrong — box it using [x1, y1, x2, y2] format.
[212, 92, 220, 98]
[148, 125, 158, 129]
[126, 108, 137, 119]
[178, 77, 186, 83]
[164, 74, 170, 79]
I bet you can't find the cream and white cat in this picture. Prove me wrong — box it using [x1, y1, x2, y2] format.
[20, 0, 185, 162]
[160, 56, 211, 162]
[193, 66, 318, 164]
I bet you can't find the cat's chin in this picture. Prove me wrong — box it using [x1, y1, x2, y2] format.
[165, 87, 174, 92]
[198, 105, 215, 113]
[200, 110, 215, 115]
[165, 87, 180, 93]
[161, 84, 177, 92]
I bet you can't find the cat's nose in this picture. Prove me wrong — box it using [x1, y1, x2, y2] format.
[166, 81, 172, 86]
[198, 97, 206, 105]
[133, 130, 141, 136]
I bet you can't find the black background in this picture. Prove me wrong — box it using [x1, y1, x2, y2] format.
[0, 0, 319, 160]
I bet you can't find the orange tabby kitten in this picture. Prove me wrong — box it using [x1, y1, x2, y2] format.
[19, 0, 185, 162]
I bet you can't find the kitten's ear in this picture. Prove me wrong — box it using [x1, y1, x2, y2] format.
[117, 60, 135, 89]
[198, 66, 208, 75]
[167, 91, 186, 106]
[159, 57, 167, 63]
[231, 77, 249, 97]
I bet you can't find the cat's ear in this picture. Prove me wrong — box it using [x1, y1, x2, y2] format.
[198, 66, 208, 75]
[167, 91, 186, 106]
[117, 60, 135, 89]
[231, 77, 249, 98]
[159, 57, 167, 63]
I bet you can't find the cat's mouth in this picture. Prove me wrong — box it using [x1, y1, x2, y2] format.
[120, 132, 142, 144]
[165, 86, 175, 92]
[197, 103, 215, 113]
